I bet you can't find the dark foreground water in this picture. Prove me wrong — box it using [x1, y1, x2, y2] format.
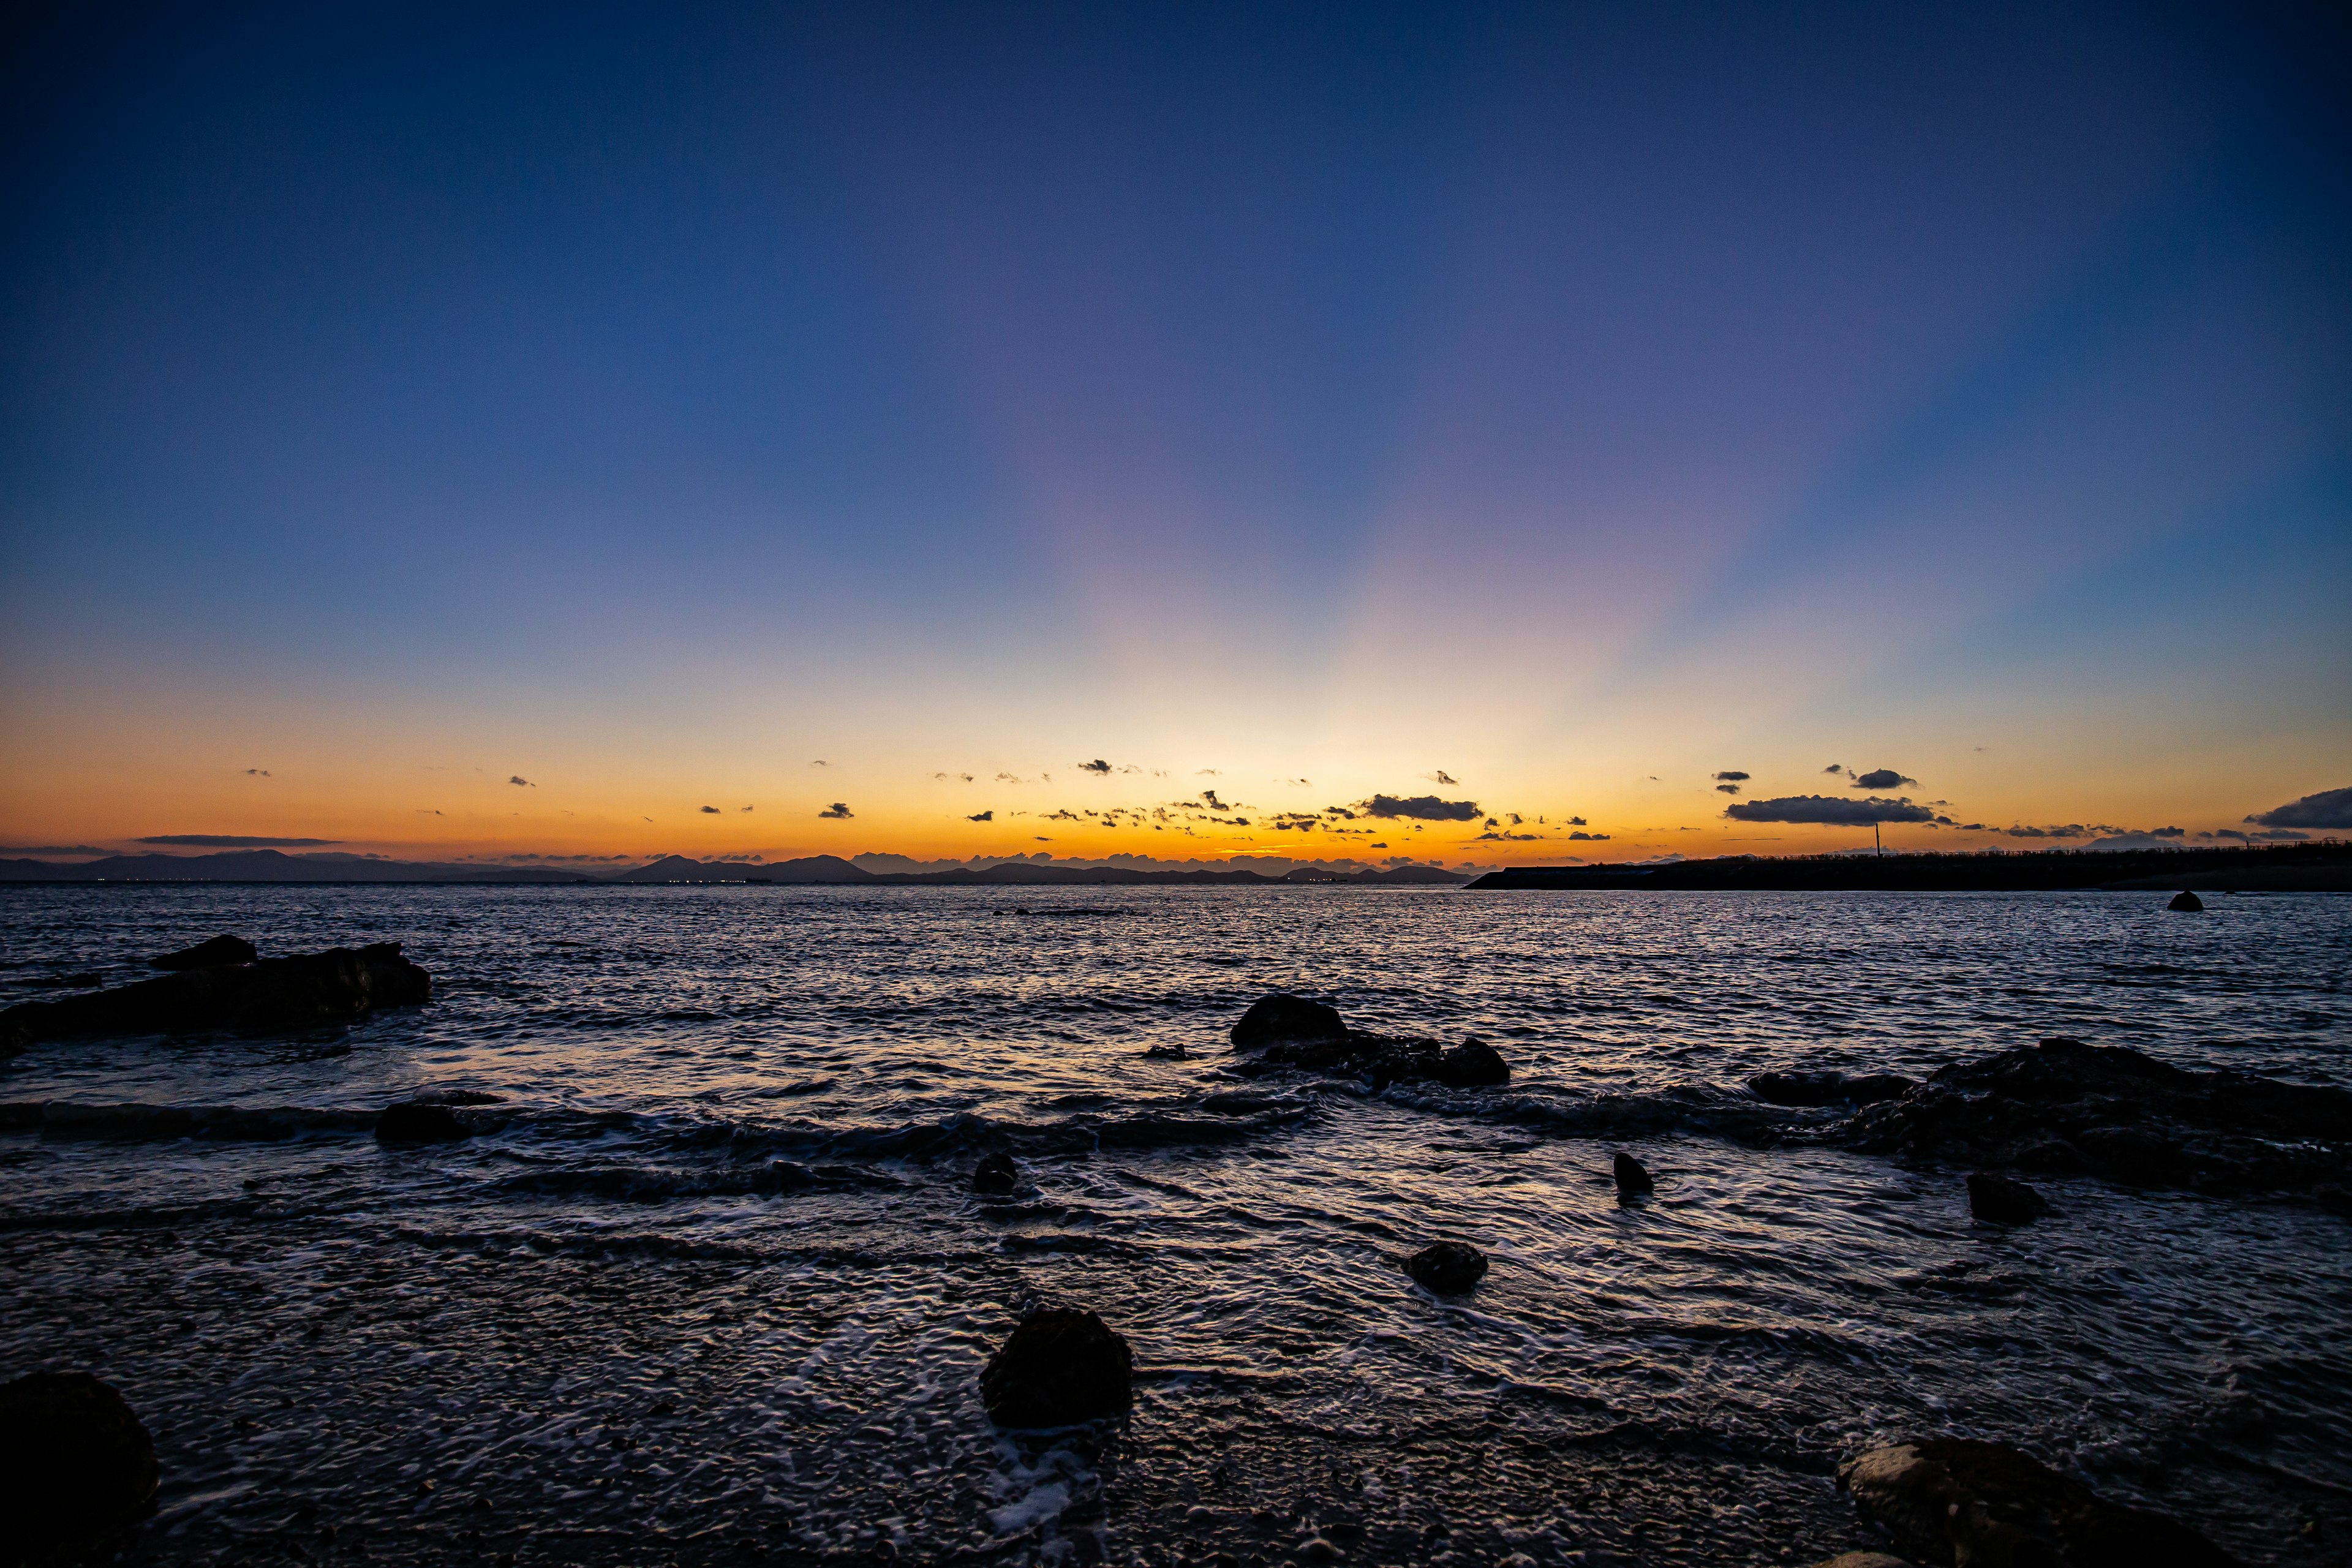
[2, 885, 2348, 1567]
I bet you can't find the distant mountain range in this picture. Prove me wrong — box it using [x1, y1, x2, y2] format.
[0, 848, 1471, 887]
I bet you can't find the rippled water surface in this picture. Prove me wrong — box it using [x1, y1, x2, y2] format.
[4, 884, 2349, 1566]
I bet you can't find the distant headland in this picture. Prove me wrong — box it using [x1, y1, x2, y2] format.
[1465, 840, 2352, 892]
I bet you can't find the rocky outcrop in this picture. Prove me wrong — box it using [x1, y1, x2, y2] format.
[1751, 1070, 1917, 1107]
[1404, 1241, 1487, 1294]
[1833, 1038, 2352, 1202]
[1967, 1172, 2049, 1224]
[2168, 891, 2204, 913]
[1229, 995, 1509, 1088]
[1615, 1152, 1654, 1197]
[148, 933, 258, 970]
[979, 1307, 1133, 1428]
[0, 1371, 159, 1559]
[1838, 1439, 2236, 1567]
[1, 943, 430, 1055]
[375, 1101, 472, 1144]
[972, 1151, 1019, 1195]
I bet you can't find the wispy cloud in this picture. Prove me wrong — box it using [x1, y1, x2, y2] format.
[967, 810, 993, 822]
[244, 768, 272, 777]
[818, 802, 853, 819]
[136, 834, 343, 847]
[1724, 795, 1932, 825]
[510, 775, 534, 787]
[1425, 769, 1459, 785]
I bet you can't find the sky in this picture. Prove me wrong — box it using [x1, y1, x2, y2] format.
[2, 2, 2348, 870]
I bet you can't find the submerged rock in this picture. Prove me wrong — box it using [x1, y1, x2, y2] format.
[148, 933, 258, 971]
[375, 1102, 472, 1144]
[1838, 1438, 2237, 1567]
[1436, 1038, 1509, 1087]
[1615, 1151, 1655, 1198]
[1751, 1069, 1917, 1107]
[1967, 1172, 2049, 1224]
[979, 1307, 1133, 1427]
[1403, 1240, 1487, 1294]
[972, 1151, 1019, 1195]
[0, 1371, 159, 1558]
[1231, 993, 1347, 1049]
[1, 943, 431, 1056]
[1834, 1037, 2352, 1204]
[2168, 891, 2204, 913]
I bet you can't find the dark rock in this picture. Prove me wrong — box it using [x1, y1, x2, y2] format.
[1143, 1042, 1190, 1060]
[1839, 1438, 2237, 1567]
[1231, 994, 1347, 1050]
[972, 1151, 1019, 1195]
[0, 1371, 159, 1558]
[1235, 1022, 1512, 1091]
[21, 973, 102, 990]
[978, 1307, 1133, 1427]
[1967, 1172, 2049, 1224]
[375, 1102, 472, 1144]
[1403, 1240, 1487, 1294]
[1833, 1037, 2352, 1204]
[1614, 1151, 1654, 1198]
[2168, 891, 2204, 913]
[2315, 1183, 2352, 1218]
[408, 1088, 503, 1106]
[148, 933, 259, 970]
[1806, 1556, 1913, 1568]
[1750, 1070, 1918, 1107]
[1435, 1038, 1509, 1088]
[1, 943, 431, 1056]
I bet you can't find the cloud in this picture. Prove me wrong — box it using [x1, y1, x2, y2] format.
[1201, 789, 1229, 812]
[1425, 770, 1459, 785]
[1823, 764, 1844, 775]
[244, 768, 271, 777]
[510, 775, 534, 787]
[810, 760, 831, 768]
[1716, 784, 1741, 795]
[741, 805, 754, 813]
[1849, 769, 1917, 790]
[1566, 816, 1587, 826]
[967, 810, 994, 822]
[1471, 831, 1542, 842]
[1566, 831, 1611, 841]
[1044, 809, 1080, 821]
[1196, 768, 1221, 776]
[135, 834, 344, 847]
[1999, 823, 2087, 839]
[700, 805, 721, 814]
[1357, 794, 1482, 822]
[933, 772, 974, 783]
[1078, 758, 1114, 775]
[995, 772, 1025, 784]
[0, 844, 110, 856]
[817, 802, 853, 819]
[2247, 785, 2352, 829]
[1724, 796, 1934, 825]
[1712, 771, 1749, 782]
[1287, 777, 1311, 786]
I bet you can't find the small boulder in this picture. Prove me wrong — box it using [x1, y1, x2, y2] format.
[1231, 993, 1346, 1050]
[2168, 891, 2204, 913]
[1403, 1241, 1487, 1295]
[0, 1371, 159, 1557]
[1839, 1438, 2236, 1566]
[375, 1102, 471, 1144]
[148, 934, 258, 971]
[1434, 1039, 1509, 1088]
[972, 1151, 1019, 1195]
[1967, 1172, 2049, 1224]
[979, 1307, 1133, 1427]
[1614, 1151, 1654, 1198]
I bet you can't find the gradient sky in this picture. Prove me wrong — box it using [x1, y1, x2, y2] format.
[3, 2, 2347, 868]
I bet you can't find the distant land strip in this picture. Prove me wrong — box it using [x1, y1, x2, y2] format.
[1464, 841, 2352, 892]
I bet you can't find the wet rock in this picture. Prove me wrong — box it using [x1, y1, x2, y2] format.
[2314, 1183, 2352, 1218]
[1838, 1438, 2237, 1567]
[972, 1151, 1019, 1195]
[1833, 1037, 2352, 1204]
[978, 1307, 1133, 1427]
[21, 973, 102, 990]
[375, 1102, 472, 1144]
[2168, 891, 2204, 913]
[1235, 1017, 1512, 1091]
[148, 933, 259, 970]
[409, 1088, 503, 1106]
[1614, 1151, 1655, 1197]
[1143, 1042, 1191, 1060]
[1751, 1070, 1917, 1107]
[1403, 1240, 1487, 1294]
[0, 1371, 159, 1558]
[1231, 994, 1347, 1050]
[1, 943, 431, 1056]
[1807, 1556, 1913, 1568]
[1435, 1038, 1509, 1088]
[1967, 1172, 2049, 1224]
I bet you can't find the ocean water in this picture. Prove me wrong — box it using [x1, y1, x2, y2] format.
[2, 884, 2348, 1567]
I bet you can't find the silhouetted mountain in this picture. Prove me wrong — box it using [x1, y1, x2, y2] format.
[1464, 841, 2352, 892]
[0, 850, 600, 883]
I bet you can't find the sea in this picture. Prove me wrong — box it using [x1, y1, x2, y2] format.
[2, 884, 2348, 1567]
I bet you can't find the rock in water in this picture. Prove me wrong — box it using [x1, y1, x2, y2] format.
[971, 1151, 1019, 1194]
[1435, 1038, 1510, 1087]
[1230, 993, 1347, 1050]
[1615, 1151, 1655, 1197]
[1403, 1241, 1487, 1294]
[1750, 1070, 1917, 1107]
[1839, 1439, 2237, 1567]
[978, 1308, 1133, 1427]
[148, 933, 258, 970]
[0, 1371, 159, 1557]
[375, 1102, 472, 1144]
[2168, 891, 2204, 912]
[1967, 1172, 2050, 1224]
[1, 943, 431, 1055]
